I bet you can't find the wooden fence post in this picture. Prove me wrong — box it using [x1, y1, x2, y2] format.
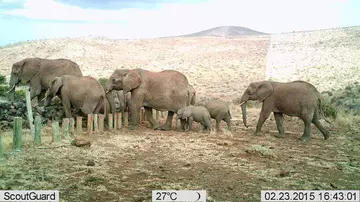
[76, 116, 82, 134]
[93, 114, 98, 132]
[70, 118, 75, 136]
[62, 118, 70, 138]
[116, 112, 122, 130]
[52, 121, 60, 144]
[25, 87, 35, 136]
[13, 117, 22, 152]
[34, 116, 42, 146]
[87, 114, 93, 134]
[114, 113, 118, 130]
[108, 114, 113, 130]
[123, 112, 128, 128]
[0, 131, 5, 161]
[99, 114, 104, 132]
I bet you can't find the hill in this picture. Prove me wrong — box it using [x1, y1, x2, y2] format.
[0, 26, 359, 101]
[178, 26, 268, 37]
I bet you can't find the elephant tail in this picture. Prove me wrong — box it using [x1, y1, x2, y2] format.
[94, 95, 106, 117]
[228, 109, 232, 119]
[317, 97, 332, 125]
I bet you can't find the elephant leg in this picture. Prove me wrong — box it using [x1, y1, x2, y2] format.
[312, 109, 330, 140]
[188, 117, 193, 131]
[179, 118, 187, 132]
[144, 106, 160, 129]
[215, 119, 221, 132]
[299, 113, 313, 141]
[29, 86, 41, 109]
[61, 96, 72, 118]
[255, 107, 272, 136]
[274, 112, 285, 138]
[160, 111, 174, 131]
[223, 116, 232, 131]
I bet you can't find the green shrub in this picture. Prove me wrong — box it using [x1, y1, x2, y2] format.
[321, 101, 338, 119]
[15, 89, 26, 99]
[98, 78, 108, 89]
[0, 74, 6, 85]
[0, 86, 8, 96]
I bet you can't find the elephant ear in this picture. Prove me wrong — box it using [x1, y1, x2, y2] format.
[20, 58, 41, 83]
[123, 70, 141, 93]
[50, 77, 63, 95]
[256, 81, 273, 102]
[182, 108, 192, 118]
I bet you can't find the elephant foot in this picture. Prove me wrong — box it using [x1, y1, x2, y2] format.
[274, 133, 285, 138]
[299, 135, 312, 142]
[159, 124, 172, 131]
[254, 131, 261, 136]
[128, 124, 139, 131]
[152, 124, 161, 130]
[323, 132, 330, 140]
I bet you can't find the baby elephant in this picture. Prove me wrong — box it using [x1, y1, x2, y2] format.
[195, 99, 232, 131]
[177, 105, 212, 132]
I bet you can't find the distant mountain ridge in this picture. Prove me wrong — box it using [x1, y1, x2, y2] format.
[178, 26, 268, 37]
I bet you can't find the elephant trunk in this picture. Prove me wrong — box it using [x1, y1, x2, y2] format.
[105, 91, 116, 115]
[239, 93, 249, 128]
[8, 73, 19, 101]
[241, 101, 248, 128]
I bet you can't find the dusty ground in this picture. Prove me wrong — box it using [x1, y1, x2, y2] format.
[1, 107, 359, 202]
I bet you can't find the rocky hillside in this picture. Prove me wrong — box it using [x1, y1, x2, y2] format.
[266, 26, 360, 92]
[0, 26, 359, 101]
[178, 26, 268, 37]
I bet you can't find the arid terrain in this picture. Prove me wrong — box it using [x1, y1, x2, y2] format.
[0, 26, 360, 202]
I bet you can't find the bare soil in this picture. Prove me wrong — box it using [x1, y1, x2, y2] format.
[1, 107, 359, 202]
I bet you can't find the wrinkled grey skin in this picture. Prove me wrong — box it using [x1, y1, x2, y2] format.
[106, 68, 192, 130]
[177, 105, 212, 132]
[195, 99, 232, 131]
[8, 57, 82, 110]
[47, 75, 106, 119]
[233, 80, 330, 141]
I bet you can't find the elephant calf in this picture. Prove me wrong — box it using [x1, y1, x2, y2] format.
[195, 99, 232, 131]
[47, 75, 107, 118]
[177, 105, 212, 132]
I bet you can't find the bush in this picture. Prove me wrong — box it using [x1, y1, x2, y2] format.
[0, 85, 26, 100]
[98, 78, 108, 89]
[0, 74, 6, 85]
[321, 101, 338, 119]
[0, 86, 8, 96]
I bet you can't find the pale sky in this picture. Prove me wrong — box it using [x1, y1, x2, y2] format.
[0, 0, 359, 46]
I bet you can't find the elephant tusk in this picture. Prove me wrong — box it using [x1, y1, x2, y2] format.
[6, 84, 16, 94]
[239, 101, 246, 106]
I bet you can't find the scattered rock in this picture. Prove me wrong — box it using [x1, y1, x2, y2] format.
[184, 163, 191, 167]
[86, 160, 95, 166]
[279, 170, 291, 177]
[71, 136, 91, 147]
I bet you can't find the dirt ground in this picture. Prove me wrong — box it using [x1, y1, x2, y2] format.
[0, 107, 360, 202]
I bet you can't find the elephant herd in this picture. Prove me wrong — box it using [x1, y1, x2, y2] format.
[8, 57, 331, 141]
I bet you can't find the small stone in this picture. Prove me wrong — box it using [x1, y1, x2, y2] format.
[279, 170, 290, 177]
[184, 163, 191, 167]
[86, 160, 95, 166]
[71, 136, 91, 147]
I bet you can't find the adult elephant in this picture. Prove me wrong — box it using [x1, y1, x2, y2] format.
[106, 68, 191, 130]
[8, 57, 83, 109]
[47, 75, 106, 118]
[233, 80, 330, 141]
